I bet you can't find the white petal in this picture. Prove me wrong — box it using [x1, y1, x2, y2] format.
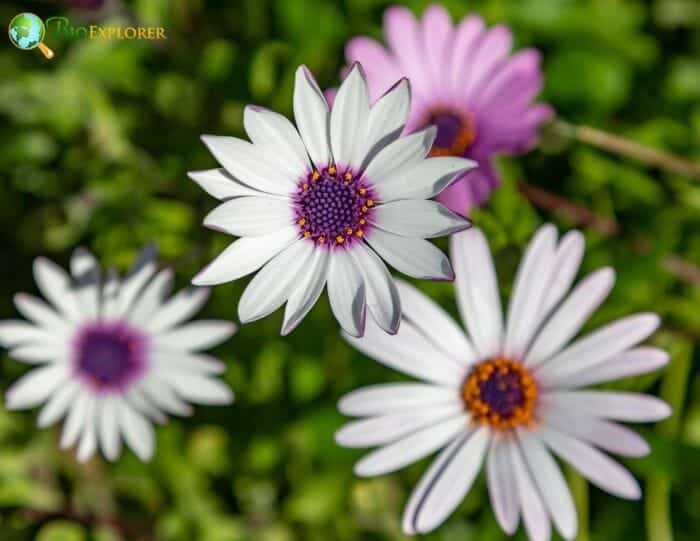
[160, 370, 234, 405]
[373, 199, 471, 239]
[126, 388, 167, 424]
[539, 231, 585, 318]
[542, 409, 651, 457]
[139, 377, 193, 417]
[363, 127, 435, 184]
[366, 230, 453, 280]
[98, 396, 121, 461]
[517, 428, 577, 540]
[343, 318, 465, 386]
[146, 287, 211, 334]
[414, 426, 491, 534]
[243, 105, 311, 175]
[61, 391, 93, 449]
[338, 383, 458, 417]
[375, 156, 476, 202]
[151, 350, 225, 375]
[293, 65, 331, 167]
[504, 224, 558, 360]
[101, 268, 121, 320]
[396, 280, 476, 366]
[5, 363, 68, 410]
[354, 414, 468, 477]
[0, 320, 53, 348]
[37, 379, 81, 428]
[350, 242, 400, 334]
[10, 342, 66, 364]
[201, 135, 296, 195]
[77, 403, 97, 463]
[402, 432, 468, 535]
[188, 168, 265, 199]
[361, 78, 410, 168]
[192, 226, 298, 286]
[13, 293, 70, 334]
[153, 320, 236, 351]
[70, 247, 101, 320]
[118, 402, 155, 461]
[33, 257, 81, 321]
[336, 403, 464, 448]
[509, 440, 552, 541]
[450, 228, 504, 359]
[126, 268, 174, 326]
[535, 314, 661, 387]
[487, 436, 519, 535]
[327, 249, 366, 337]
[561, 347, 669, 388]
[540, 391, 671, 422]
[330, 63, 370, 169]
[203, 196, 293, 237]
[538, 425, 641, 499]
[526, 268, 615, 367]
[117, 244, 158, 317]
[238, 240, 314, 324]
[281, 248, 329, 336]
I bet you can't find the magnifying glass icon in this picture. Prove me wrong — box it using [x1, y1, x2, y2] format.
[8, 12, 55, 59]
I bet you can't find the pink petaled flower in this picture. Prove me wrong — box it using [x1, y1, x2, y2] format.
[339, 4, 553, 215]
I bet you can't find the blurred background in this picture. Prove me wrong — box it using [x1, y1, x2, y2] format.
[1, 0, 700, 540]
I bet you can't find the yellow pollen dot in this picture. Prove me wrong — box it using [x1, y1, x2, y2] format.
[359, 188, 367, 195]
[359, 219, 366, 225]
[344, 172, 352, 180]
[312, 171, 320, 181]
[328, 166, 337, 175]
[355, 230, 364, 238]
[318, 236, 325, 244]
[361, 206, 368, 213]
[336, 235, 345, 244]
[366, 199, 374, 207]
[346, 228, 353, 235]
[303, 183, 310, 190]
[298, 218, 306, 226]
[303, 231, 311, 238]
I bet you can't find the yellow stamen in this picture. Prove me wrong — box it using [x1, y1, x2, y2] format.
[318, 236, 325, 244]
[358, 188, 367, 195]
[336, 235, 345, 244]
[366, 199, 374, 207]
[298, 218, 306, 226]
[312, 171, 321, 181]
[346, 228, 353, 235]
[304, 231, 311, 238]
[328, 166, 337, 175]
[344, 172, 352, 181]
[355, 230, 364, 238]
[359, 219, 366, 225]
[303, 183, 310, 190]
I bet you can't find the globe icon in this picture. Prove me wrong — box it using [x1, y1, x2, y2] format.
[8, 12, 54, 58]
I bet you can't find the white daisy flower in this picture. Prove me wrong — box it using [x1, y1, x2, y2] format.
[0, 246, 236, 463]
[336, 224, 671, 540]
[189, 63, 475, 337]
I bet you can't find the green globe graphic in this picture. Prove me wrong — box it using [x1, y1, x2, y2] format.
[8, 12, 45, 50]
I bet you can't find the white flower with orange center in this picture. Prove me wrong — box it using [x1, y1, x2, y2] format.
[189, 63, 475, 337]
[336, 225, 671, 540]
[0, 246, 235, 463]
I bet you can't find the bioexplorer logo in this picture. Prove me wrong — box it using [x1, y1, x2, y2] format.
[8, 12, 167, 60]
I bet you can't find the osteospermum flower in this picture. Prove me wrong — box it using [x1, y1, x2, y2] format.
[336, 225, 671, 540]
[339, 4, 553, 214]
[0, 246, 235, 463]
[189, 64, 475, 337]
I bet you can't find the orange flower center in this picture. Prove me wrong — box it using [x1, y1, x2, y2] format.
[462, 358, 538, 430]
[425, 109, 477, 157]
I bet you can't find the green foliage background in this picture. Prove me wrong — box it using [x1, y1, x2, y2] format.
[1, 0, 699, 540]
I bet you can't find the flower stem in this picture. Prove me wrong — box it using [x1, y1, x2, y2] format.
[567, 468, 589, 541]
[551, 119, 700, 180]
[645, 335, 693, 541]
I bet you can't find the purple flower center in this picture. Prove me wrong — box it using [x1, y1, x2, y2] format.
[293, 166, 375, 248]
[73, 322, 148, 392]
[424, 110, 477, 157]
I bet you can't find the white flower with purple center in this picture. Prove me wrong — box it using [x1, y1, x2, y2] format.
[336, 224, 671, 540]
[189, 63, 475, 337]
[0, 246, 236, 463]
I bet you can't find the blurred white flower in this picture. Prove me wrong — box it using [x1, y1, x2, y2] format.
[0, 245, 235, 463]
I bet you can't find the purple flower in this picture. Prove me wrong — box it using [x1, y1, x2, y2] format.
[339, 4, 553, 214]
